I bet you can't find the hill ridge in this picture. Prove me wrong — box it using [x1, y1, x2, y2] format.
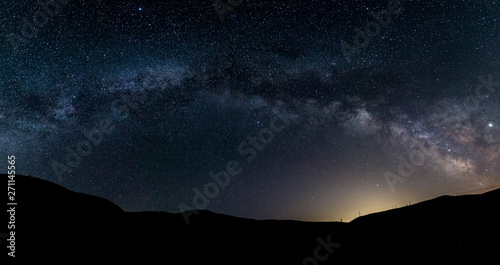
[2, 174, 499, 265]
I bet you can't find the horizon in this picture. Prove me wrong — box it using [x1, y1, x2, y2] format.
[5, 173, 500, 223]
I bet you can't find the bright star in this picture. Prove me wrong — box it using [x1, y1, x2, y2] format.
[488, 123, 493, 127]
[138, 7, 143, 11]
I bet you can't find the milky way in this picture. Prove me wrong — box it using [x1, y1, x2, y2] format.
[1, 0, 499, 221]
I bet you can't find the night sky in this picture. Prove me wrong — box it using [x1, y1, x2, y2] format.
[1, 0, 500, 221]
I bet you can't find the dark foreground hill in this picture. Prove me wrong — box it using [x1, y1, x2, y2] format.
[1, 174, 499, 265]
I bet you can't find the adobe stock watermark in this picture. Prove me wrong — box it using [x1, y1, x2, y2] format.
[385, 73, 500, 192]
[5, 0, 70, 54]
[440, 74, 500, 147]
[341, 0, 403, 63]
[49, 89, 148, 182]
[384, 138, 436, 192]
[48, 67, 192, 182]
[295, 235, 341, 265]
[178, 105, 298, 224]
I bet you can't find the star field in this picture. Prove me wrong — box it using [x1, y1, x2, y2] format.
[1, 0, 499, 221]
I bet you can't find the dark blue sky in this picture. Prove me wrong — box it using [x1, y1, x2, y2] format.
[1, 0, 500, 221]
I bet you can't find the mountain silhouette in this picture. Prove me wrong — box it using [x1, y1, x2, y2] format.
[342, 188, 500, 264]
[1, 174, 499, 265]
